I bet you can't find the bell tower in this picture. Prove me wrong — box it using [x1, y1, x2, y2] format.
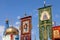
[20, 15, 32, 40]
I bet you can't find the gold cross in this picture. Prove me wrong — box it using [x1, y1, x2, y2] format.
[44, 21, 48, 40]
[40, 21, 51, 27]
[40, 21, 51, 40]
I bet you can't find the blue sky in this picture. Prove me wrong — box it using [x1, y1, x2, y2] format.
[0, 0, 60, 40]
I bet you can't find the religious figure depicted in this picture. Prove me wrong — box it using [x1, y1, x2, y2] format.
[24, 24, 28, 32]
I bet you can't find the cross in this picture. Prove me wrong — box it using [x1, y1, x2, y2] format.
[24, 12, 27, 17]
[43, 21, 48, 40]
[44, 21, 48, 28]
[40, 21, 51, 27]
[40, 21, 51, 40]
[44, 0, 46, 7]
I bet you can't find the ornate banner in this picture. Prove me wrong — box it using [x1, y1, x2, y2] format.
[38, 6, 52, 40]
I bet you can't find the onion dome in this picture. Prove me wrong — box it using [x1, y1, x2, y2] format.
[5, 26, 19, 35]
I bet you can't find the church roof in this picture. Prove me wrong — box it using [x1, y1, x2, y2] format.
[5, 26, 19, 35]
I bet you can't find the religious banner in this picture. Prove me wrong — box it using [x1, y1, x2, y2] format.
[52, 26, 60, 40]
[20, 16, 32, 40]
[38, 6, 52, 40]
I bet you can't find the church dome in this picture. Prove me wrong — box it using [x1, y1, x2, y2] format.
[5, 26, 19, 35]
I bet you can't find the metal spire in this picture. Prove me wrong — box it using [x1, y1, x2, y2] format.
[6, 18, 8, 22]
[24, 12, 27, 17]
[5, 18, 9, 29]
[44, 0, 46, 7]
[4, 18, 9, 35]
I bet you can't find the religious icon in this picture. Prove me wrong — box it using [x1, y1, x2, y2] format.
[24, 24, 28, 32]
[23, 21, 29, 33]
[40, 11, 50, 21]
[53, 30, 59, 38]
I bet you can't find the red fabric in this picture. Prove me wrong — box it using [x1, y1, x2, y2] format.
[10, 34, 13, 40]
[52, 26, 60, 40]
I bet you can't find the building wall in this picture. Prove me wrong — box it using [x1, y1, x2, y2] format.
[3, 35, 19, 40]
[3, 35, 10, 40]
